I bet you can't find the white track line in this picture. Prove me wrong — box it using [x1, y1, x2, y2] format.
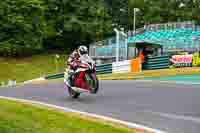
[145, 110, 200, 124]
[135, 80, 200, 85]
[23, 77, 45, 84]
[0, 96, 166, 133]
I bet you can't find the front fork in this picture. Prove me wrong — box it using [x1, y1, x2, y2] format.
[85, 73, 96, 88]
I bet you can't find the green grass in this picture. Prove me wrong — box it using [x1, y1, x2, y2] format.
[0, 99, 134, 133]
[0, 54, 67, 83]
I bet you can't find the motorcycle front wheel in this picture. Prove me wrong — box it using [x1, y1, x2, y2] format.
[88, 75, 99, 94]
[67, 84, 80, 99]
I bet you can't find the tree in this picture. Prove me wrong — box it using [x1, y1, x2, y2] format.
[0, 0, 47, 56]
[43, 0, 112, 51]
[0, 0, 112, 56]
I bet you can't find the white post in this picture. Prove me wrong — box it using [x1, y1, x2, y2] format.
[133, 8, 136, 35]
[120, 31, 128, 60]
[116, 31, 119, 62]
[55, 54, 60, 73]
[114, 28, 120, 62]
[114, 28, 128, 62]
[125, 38, 128, 60]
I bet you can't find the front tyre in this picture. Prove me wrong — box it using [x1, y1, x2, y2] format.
[67, 85, 80, 99]
[89, 76, 99, 94]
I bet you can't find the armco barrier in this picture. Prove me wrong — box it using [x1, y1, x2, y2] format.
[45, 73, 64, 80]
[45, 60, 138, 79]
[143, 55, 170, 70]
[112, 59, 142, 74]
[112, 60, 131, 73]
[45, 56, 170, 79]
[96, 63, 112, 75]
[45, 64, 113, 80]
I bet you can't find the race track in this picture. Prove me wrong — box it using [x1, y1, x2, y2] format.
[0, 80, 200, 133]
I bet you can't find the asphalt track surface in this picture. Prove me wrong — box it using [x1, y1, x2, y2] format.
[0, 80, 200, 133]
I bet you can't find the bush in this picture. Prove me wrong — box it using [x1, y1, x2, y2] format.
[0, 0, 46, 57]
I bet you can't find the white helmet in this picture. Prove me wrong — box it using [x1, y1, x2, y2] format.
[78, 45, 88, 56]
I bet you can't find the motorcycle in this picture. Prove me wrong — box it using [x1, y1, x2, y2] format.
[64, 54, 99, 98]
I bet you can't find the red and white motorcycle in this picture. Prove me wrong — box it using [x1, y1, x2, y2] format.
[64, 54, 99, 98]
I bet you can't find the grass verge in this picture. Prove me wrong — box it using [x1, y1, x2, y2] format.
[0, 54, 67, 83]
[0, 99, 138, 133]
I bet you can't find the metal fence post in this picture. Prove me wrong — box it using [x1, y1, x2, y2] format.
[114, 29, 119, 62]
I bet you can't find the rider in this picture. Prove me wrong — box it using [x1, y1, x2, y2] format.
[66, 45, 88, 87]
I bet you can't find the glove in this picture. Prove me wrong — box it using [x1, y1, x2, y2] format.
[70, 62, 79, 70]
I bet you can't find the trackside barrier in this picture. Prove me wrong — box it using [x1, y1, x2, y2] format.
[45, 59, 142, 79]
[45, 64, 113, 80]
[143, 55, 170, 70]
[45, 73, 64, 80]
[112, 60, 131, 73]
[130, 57, 142, 73]
[112, 59, 142, 73]
[96, 63, 112, 75]
[192, 51, 200, 67]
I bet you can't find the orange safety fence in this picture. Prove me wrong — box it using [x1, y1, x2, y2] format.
[139, 51, 145, 63]
[130, 57, 142, 73]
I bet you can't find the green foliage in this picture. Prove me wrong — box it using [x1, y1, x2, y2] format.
[0, 0, 47, 56]
[0, 0, 112, 57]
[42, 0, 112, 50]
[106, 0, 200, 30]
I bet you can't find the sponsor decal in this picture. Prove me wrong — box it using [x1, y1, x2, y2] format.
[170, 51, 200, 67]
[192, 51, 200, 67]
[170, 54, 193, 67]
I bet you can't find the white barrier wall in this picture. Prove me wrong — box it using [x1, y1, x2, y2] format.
[112, 60, 131, 73]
